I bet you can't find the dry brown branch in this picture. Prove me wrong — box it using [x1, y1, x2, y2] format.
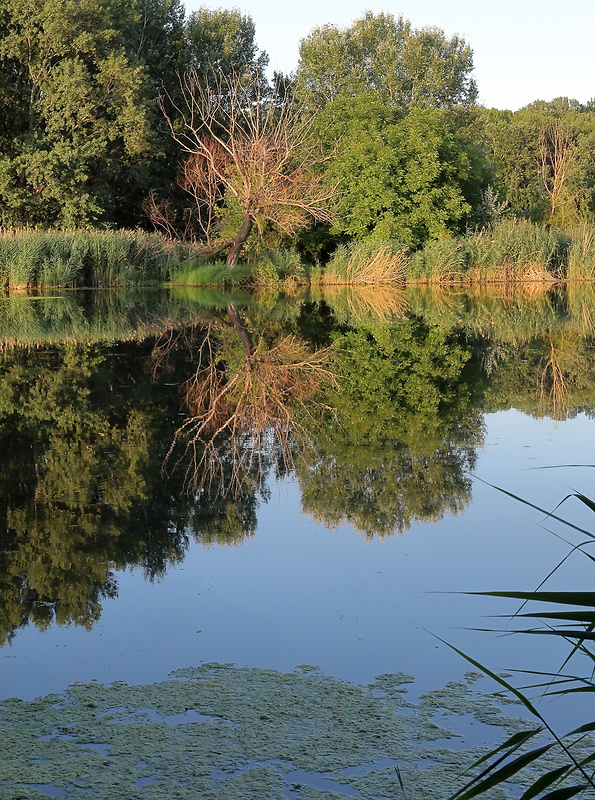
[539, 344, 570, 420]
[183, 338, 337, 496]
[159, 68, 338, 266]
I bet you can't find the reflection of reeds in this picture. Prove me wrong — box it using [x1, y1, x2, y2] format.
[0, 291, 223, 347]
[567, 282, 595, 333]
[318, 285, 409, 325]
[405, 285, 579, 345]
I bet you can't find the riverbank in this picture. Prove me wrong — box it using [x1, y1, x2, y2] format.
[1, 220, 595, 290]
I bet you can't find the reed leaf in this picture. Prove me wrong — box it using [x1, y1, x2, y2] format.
[537, 787, 588, 800]
[449, 745, 553, 800]
[519, 766, 573, 800]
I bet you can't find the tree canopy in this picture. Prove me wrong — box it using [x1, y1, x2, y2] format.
[318, 96, 478, 246]
[294, 11, 477, 110]
[0, 2, 594, 256]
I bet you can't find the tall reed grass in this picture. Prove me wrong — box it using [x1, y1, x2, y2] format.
[566, 225, 595, 280]
[5, 219, 595, 289]
[320, 221, 595, 285]
[465, 220, 570, 282]
[0, 228, 196, 288]
[322, 241, 408, 284]
[447, 479, 595, 800]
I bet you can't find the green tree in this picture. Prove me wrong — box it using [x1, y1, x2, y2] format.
[319, 96, 478, 246]
[295, 10, 477, 110]
[0, 0, 186, 227]
[185, 6, 268, 85]
[480, 100, 595, 224]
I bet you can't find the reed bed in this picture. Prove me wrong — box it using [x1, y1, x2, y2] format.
[566, 224, 595, 280]
[322, 241, 409, 284]
[464, 220, 571, 282]
[168, 261, 252, 287]
[3, 220, 595, 290]
[407, 239, 468, 283]
[0, 228, 196, 288]
[321, 221, 595, 285]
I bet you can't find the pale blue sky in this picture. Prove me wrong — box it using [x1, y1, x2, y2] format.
[184, 0, 594, 110]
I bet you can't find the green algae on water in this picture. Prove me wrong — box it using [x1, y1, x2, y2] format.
[0, 663, 589, 799]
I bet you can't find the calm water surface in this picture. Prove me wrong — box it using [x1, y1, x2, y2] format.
[1, 285, 594, 733]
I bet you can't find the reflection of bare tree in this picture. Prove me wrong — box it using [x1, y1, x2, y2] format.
[161, 305, 337, 497]
[539, 342, 571, 420]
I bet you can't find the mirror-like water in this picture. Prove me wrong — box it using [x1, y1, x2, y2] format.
[1, 285, 595, 795]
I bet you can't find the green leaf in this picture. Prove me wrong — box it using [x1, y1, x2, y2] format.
[470, 591, 595, 607]
[538, 787, 588, 800]
[450, 745, 552, 800]
[519, 765, 570, 800]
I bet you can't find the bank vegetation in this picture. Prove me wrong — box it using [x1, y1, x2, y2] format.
[1, 3, 595, 287]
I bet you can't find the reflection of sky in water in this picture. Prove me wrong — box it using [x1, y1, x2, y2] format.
[2, 409, 595, 733]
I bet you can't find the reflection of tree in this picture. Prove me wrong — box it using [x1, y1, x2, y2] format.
[0, 343, 182, 643]
[0, 336, 278, 644]
[296, 318, 487, 538]
[165, 303, 337, 498]
[5, 295, 595, 644]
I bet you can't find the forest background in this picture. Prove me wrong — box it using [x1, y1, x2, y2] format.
[1, 0, 594, 269]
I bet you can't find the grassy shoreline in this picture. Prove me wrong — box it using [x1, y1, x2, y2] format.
[2, 221, 595, 290]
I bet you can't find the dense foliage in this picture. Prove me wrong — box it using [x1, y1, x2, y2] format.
[0, 3, 594, 259]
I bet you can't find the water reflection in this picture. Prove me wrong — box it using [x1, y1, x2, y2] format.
[1, 286, 595, 643]
[162, 302, 336, 498]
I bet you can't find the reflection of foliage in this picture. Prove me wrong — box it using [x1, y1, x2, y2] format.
[5, 289, 595, 645]
[165, 305, 337, 497]
[485, 332, 595, 421]
[296, 317, 486, 538]
[0, 336, 271, 644]
[0, 343, 175, 643]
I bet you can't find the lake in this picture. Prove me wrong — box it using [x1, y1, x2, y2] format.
[1, 284, 594, 798]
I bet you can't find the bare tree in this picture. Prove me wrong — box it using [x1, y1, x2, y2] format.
[159, 69, 337, 267]
[537, 119, 579, 223]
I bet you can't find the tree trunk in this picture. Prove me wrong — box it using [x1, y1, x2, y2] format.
[195, 239, 233, 258]
[226, 303, 253, 358]
[226, 215, 254, 268]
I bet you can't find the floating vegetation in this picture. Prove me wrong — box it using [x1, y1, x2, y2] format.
[0, 663, 588, 799]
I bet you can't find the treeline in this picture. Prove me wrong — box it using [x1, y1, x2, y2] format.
[1, 3, 594, 259]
